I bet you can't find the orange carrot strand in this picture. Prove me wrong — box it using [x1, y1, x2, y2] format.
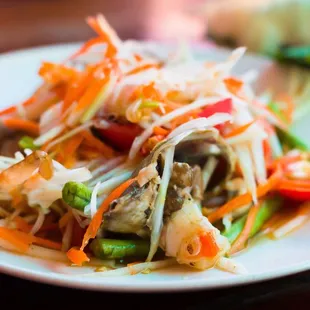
[230, 202, 261, 254]
[208, 169, 282, 223]
[224, 120, 256, 138]
[3, 118, 40, 136]
[67, 177, 136, 266]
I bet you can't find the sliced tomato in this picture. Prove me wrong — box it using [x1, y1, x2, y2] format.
[199, 98, 233, 118]
[278, 179, 310, 201]
[278, 188, 310, 201]
[97, 121, 143, 151]
[198, 98, 232, 131]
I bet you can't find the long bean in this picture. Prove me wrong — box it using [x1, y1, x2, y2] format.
[62, 181, 92, 211]
[90, 239, 150, 259]
[276, 127, 309, 151]
[223, 196, 283, 244]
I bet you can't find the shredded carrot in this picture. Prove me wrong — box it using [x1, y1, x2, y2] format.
[230, 202, 261, 254]
[33, 236, 62, 250]
[170, 110, 199, 130]
[59, 134, 84, 168]
[3, 118, 40, 136]
[69, 37, 104, 60]
[224, 77, 243, 95]
[39, 62, 78, 85]
[79, 146, 102, 160]
[277, 179, 310, 190]
[153, 126, 169, 136]
[65, 134, 84, 156]
[263, 139, 273, 167]
[38, 155, 54, 180]
[0, 227, 62, 252]
[141, 135, 165, 156]
[223, 119, 256, 138]
[0, 97, 35, 117]
[67, 177, 137, 265]
[208, 169, 282, 223]
[81, 130, 115, 158]
[74, 78, 106, 112]
[86, 15, 118, 58]
[134, 54, 143, 62]
[62, 66, 98, 113]
[126, 64, 159, 76]
[0, 227, 31, 252]
[0, 106, 16, 117]
[130, 82, 163, 103]
[14, 217, 32, 233]
[67, 247, 90, 265]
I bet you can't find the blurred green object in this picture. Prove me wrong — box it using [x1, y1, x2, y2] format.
[18, 136, 39, 151]
[276, 126, 309, 151]
[267, 101, 310, 151]
[276, 45, 310, 68]
[201, 0, 310, 60]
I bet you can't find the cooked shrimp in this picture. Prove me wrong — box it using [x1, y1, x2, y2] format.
[161, 199, 230, 270]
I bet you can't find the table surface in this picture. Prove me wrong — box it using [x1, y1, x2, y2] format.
[1, 270, 310, 309]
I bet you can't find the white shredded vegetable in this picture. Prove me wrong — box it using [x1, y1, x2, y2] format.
[44, 121, 96, 152]
[234, 144, 257, 203]
[202, 156, 218, 191]
[251, 139, 267, 184]
[129, 97, 227, 159]
[272, 215, 310, 239]
[34, 124, 65, 146]
[89, 181, 101, 218]
[97, 171, 133, 195]
[30, 208, 45, 235]
[76, 259, 176, 277]
[147, 146, 175, 262]
[216, 257, 248, 275]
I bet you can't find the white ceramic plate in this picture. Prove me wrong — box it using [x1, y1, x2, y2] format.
[0, 43, 310, 292]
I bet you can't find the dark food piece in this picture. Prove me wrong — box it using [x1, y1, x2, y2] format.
[276, 44, 310, 68]
[164, 162, 193, 217]
[103, 181, 158, 237]
[191, 165, 203, 200]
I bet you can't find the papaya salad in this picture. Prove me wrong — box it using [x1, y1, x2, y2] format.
[0, 14, 309, 277]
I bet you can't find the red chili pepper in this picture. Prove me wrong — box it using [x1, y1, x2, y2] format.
[97, 121, 143, 151]
[278, 179, 310, 201]
[198, 98, 232, 131]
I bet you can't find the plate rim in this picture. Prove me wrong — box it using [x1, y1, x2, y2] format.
[1, 258, 310, 292]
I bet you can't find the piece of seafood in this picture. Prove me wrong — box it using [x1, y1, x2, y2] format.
[103, 123, 235, 269]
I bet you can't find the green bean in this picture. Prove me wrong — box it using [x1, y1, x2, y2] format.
[275, 127, 309, 151]
[90, 239, 150, 259]
[223, 196, 283, 244]
[267, 101, 309, 151]
[18, 136, 39, 150]
[62, 181, 92, 211]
